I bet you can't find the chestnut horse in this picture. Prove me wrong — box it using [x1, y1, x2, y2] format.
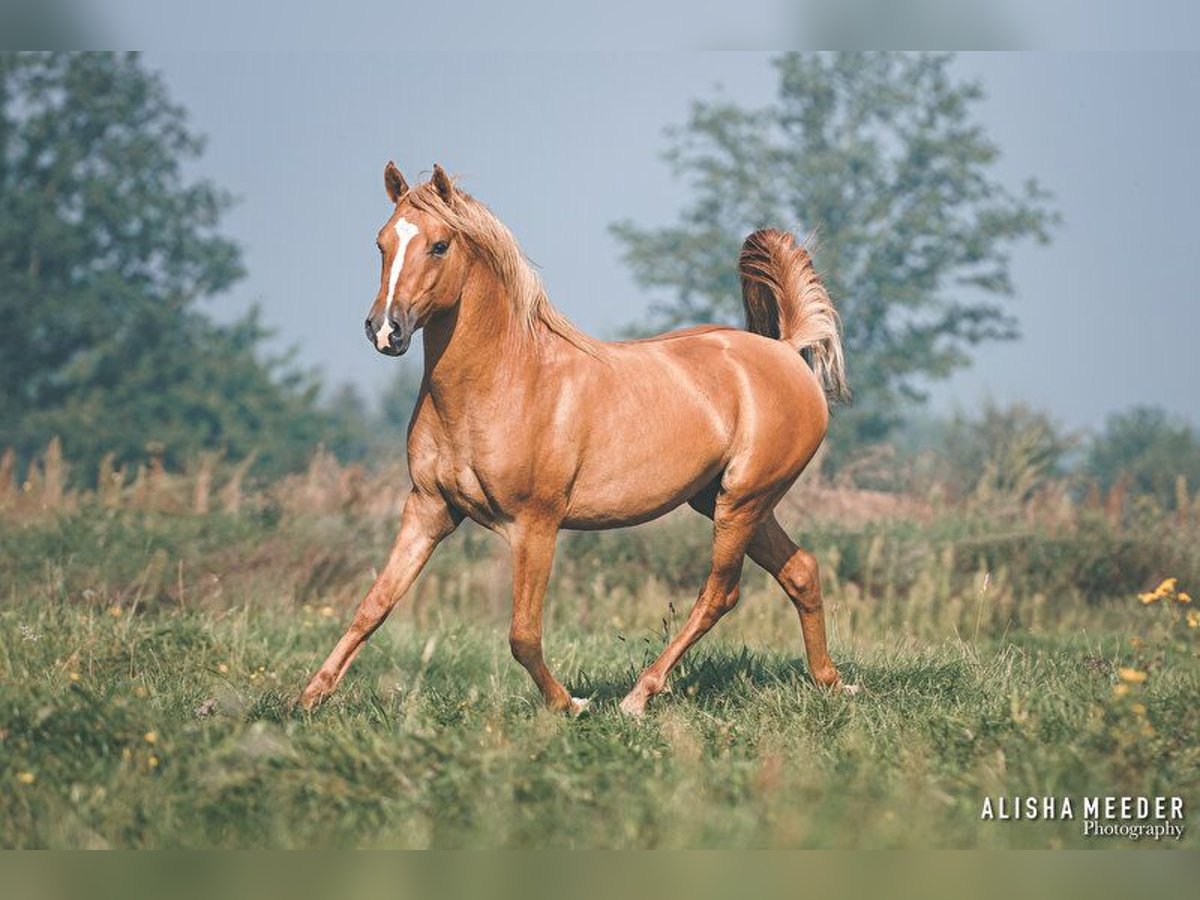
[299, 162, 854, 716]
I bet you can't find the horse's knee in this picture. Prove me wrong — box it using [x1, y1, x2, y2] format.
[697, 586, 740, 629]
[780, 552, 821, 611]
[719, 585, 741, 615]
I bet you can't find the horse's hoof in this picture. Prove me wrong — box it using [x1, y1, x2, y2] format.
[296, 681, 330, 711]
[569, 697, 591, 717]
[618, 694, 647, 718]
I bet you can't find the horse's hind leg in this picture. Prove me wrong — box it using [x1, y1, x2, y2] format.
[686, 493, 853, 694]
[619, 495, 759, 717]
[746, 515, 852, 692]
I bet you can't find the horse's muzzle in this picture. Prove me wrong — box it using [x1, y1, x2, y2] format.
[366, 310, 415, 357]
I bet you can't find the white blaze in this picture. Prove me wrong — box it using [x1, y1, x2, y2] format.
[376, 217, 420, 350]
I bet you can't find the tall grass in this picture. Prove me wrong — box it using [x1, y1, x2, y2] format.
[1, 441, 1197, 847]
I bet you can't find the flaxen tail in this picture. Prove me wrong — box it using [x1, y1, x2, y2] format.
[739, 228, 849, 401]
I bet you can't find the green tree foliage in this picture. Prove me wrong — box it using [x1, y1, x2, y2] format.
[941, 400, 1074, 503]
[379, 362, 423, 432]
[1086, 406, 1200, 510]
[611, 52, 1059, 446]
[0, 52, 341, 478]
[320, 382, 376, 463]
[337, 362, 425, 465]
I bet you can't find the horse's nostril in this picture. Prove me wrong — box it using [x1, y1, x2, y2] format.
[364, 318, 374, 340]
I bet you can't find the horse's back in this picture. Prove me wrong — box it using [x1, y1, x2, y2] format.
[620, 323, 736, 345]
[627, 326, 827, 429]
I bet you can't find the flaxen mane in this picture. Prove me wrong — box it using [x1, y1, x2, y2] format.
[405, 179, 598, 354]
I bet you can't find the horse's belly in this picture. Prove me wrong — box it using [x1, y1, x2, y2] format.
[562, 467, 721, 529]
[558, 354, 738, 528]
[561, 432, 726, 529]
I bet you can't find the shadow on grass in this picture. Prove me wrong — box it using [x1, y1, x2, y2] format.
[570, 645, 974, 711]
[279, 643, 975, 721]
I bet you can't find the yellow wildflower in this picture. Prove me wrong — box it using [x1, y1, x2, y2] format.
[16, 771, 35, 785]
[69, 671, 81, 682]
[143, 731, 157, 745]
[1187, 611, 1199, 629]
[1131, 703, 1147, 717]
[319, 606, 335, 618]
[1113, 683, 1130, 697]
[1118, 667, 1147, 684]
[1130, 637, 1143, 648]
[1138, 591, 1158, 604]
[1177, 592, 1192, 604]
[1156, 578, 1178, 594]
[108, 606, 123, 617]
[148, 755, 159, 768]
[217, 663, 229, 674]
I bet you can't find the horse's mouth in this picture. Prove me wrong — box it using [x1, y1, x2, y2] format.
[377, 339, 409, 357]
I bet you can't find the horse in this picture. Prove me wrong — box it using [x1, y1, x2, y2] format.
[298, 162, 855, 717]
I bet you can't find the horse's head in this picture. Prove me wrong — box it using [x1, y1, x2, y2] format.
[365, 162, 471, 356]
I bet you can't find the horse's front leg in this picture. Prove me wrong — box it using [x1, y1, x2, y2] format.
[507, 518, 587, 715]
[298, 491, 458, 710]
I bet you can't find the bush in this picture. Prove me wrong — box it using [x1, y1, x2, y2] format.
[1085, 405, 1200, 511]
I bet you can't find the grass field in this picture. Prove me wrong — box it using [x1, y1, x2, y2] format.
[1, 459, 1197, 848]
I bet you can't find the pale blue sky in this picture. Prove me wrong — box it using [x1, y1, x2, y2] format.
[101, 3, 1200, 51]
[146, 52, 1200, 430]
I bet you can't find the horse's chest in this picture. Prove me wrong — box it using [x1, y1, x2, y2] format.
[439, 461, 493, 520]
[414, 408, 565, 527]
[429, 438, 513, 525]
[409, 408, 501, 522]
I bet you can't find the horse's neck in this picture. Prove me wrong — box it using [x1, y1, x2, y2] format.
[421, 265, 557, 425]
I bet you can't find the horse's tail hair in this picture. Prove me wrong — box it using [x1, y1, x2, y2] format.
[738, 228, 849, 401]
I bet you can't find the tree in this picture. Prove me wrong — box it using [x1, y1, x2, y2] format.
[1086, 406, 1200, 510]
[941, 400, 1073, 503]
[611, 52, 1059, 447]
[378, 362, 424, 433]
[0, 52, 338, 479]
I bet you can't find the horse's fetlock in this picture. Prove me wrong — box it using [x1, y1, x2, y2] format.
[639, 672, 667, 697]
[812, 664, 840, 688]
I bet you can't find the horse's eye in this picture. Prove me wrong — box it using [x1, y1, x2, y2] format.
[430, 240, 450, 257]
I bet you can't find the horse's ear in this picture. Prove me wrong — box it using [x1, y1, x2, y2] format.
[384, 161, 409, 204]
[431, 164, 455, 202]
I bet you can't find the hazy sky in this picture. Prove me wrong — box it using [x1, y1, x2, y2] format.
[145, 52, 1200, 431]
[98, 2, 1200, 51]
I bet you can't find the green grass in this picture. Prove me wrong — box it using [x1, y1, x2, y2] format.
[1, 503, 1197, 847]
[1, 594, 1196, 848]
